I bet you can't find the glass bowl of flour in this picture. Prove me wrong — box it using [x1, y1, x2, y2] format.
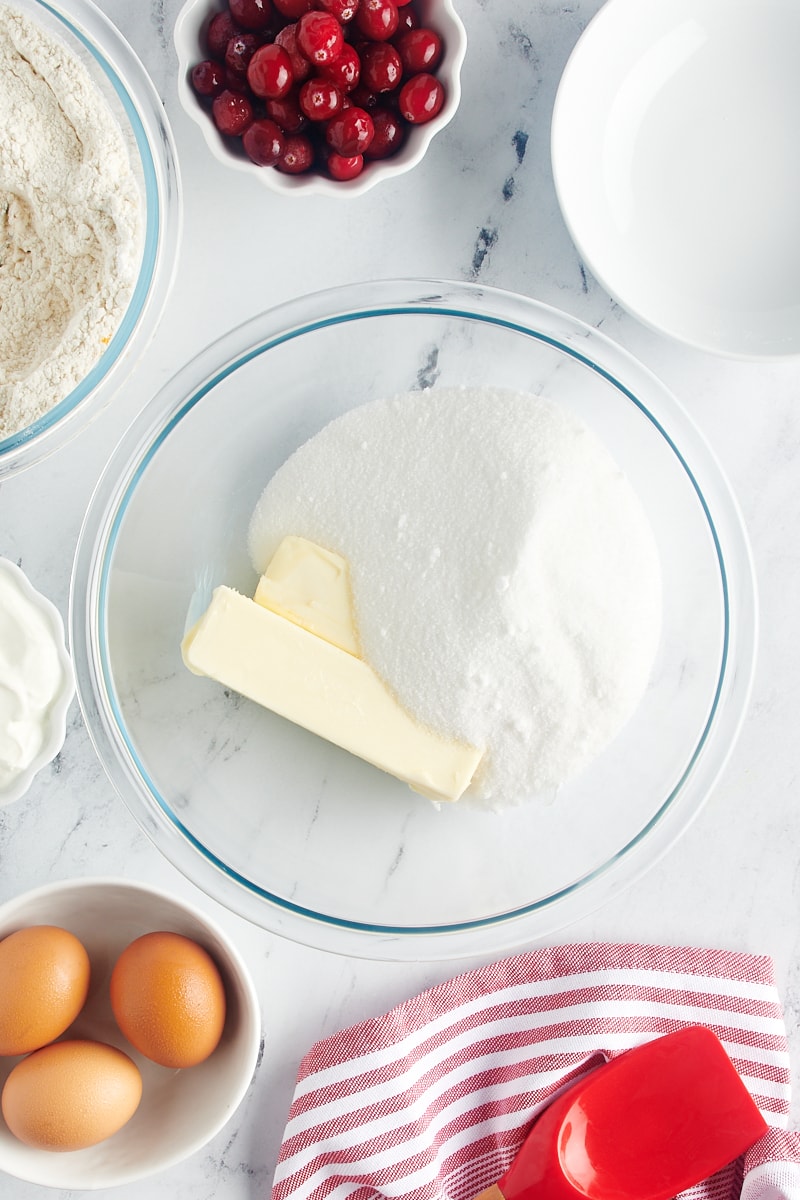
[70, 279, 757, 960]
[0, 0, 181, 479]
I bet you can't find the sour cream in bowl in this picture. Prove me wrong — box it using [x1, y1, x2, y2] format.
[0, 559, 74, 806]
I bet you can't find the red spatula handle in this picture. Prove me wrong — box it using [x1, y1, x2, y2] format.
[473, 1186, 505, 1200]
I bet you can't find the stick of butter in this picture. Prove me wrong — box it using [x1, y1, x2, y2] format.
[181, 539, 482, 803]
[254, 535, 360, 656]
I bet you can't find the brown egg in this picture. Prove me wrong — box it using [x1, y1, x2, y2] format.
[0, 925, 91, 1056]
[1, 1039, 142, 1151]
[110, 930, 226, 1068]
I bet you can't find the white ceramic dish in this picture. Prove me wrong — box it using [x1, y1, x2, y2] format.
[70, 279, 758, 961]
[174, 0, 467, 197]
[551, 0, 800, 359]
[0, 559, 75, 807]
[0, 0, 181, 479]
[0, 877, 261, 1190]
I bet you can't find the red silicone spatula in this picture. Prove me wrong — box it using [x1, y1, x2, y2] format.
[474, 1025, 768, 1200]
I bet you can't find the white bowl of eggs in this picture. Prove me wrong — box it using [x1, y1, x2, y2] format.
[0, 878, 261, 1189]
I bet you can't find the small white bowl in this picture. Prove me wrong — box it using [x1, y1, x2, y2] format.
[551, 0, 800, 359]
[0, 559, 75, 807]
[0, 877, 261, 1190]
[174, 0, 467, 197]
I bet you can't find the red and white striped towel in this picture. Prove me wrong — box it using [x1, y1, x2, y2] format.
[272, 943, 799, 1200]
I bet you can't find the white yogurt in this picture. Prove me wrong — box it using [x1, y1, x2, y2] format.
[0, 560, 73, 797]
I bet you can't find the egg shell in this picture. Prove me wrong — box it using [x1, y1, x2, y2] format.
[0, 925, 90, 1056]
[110, 930, 226, 1068]
[1, 1039, 142, 1151]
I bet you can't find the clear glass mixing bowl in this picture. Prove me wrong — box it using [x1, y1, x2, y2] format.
[0, 0, 181, 479]
[70, 280, 757, 960]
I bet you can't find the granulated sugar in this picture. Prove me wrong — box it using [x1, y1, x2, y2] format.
[0, 5, 143, 441]
[248, 387, 662, 805]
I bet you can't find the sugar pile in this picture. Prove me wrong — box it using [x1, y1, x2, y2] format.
[248, 387, 662, 805]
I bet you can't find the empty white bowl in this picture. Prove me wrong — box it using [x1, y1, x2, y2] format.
[174, 0, 467, 197]
[0, 559, 74, 808]
[0, 877, 261, 1190]
[551, 0, 800, 359]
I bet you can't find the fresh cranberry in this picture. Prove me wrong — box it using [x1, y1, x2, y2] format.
[360, 41, 401, 92]
[265, 90, 307, 131]
[229, 0, 275, 32]
[398, 72, 443, 122]
[354, 0, 398, 41]
[364, 105, 404, 156]
[325, 105, 374, 154]
[394, 5, 419, 31]
[326, 150, 364, 180]
[298, 76, 344, 119]
[247, 43, 294, 97]
[275, 23, 312, 82]
[242, 117, 286, 164]
[394, 27, 441, 73]
[191, 58, 227, 96]
[348, 82, 379, 110]
[211, 88, 254, 135]
[225, 32, 260, 77]
[314, 0, 359, 20]
[296, 11, 344, 65]
[224, 68, 249, 91]
[276, 133, 315, 172]
[273, 0, 312, 16]
[319, 42, 361, 91]
[207, 10, 241, 58]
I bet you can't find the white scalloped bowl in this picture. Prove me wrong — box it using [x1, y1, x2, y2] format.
[174, 0, 466, 197]
[0, 559, 75, 807]
[0, 0, 181, 480]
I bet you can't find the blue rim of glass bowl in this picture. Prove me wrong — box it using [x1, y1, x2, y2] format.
[0, 0, 160, 457]
[95, 302, 731, 939]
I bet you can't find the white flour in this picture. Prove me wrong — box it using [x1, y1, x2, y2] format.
[248, 387, 663, 806]
[0, 5, 143, 441]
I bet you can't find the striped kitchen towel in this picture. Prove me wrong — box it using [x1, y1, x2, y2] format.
[272, 943, 799, 1200]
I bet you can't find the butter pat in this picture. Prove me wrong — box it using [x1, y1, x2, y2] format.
[182, 584, 482, 803]
[254, 535, 359, 656]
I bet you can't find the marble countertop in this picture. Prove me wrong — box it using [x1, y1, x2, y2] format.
[2, 0, 800, 1195]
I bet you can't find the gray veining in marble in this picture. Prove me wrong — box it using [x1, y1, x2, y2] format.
[2, 0, 800, 1196]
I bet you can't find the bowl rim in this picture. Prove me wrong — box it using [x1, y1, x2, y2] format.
[173, 0, 467, 197]
[69, 278, 758, 961]
[0, 558, 75, 807]
[550, 0, 800, 361]
[0, 874, 262, 1189]
[0, 0, 183, 480]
